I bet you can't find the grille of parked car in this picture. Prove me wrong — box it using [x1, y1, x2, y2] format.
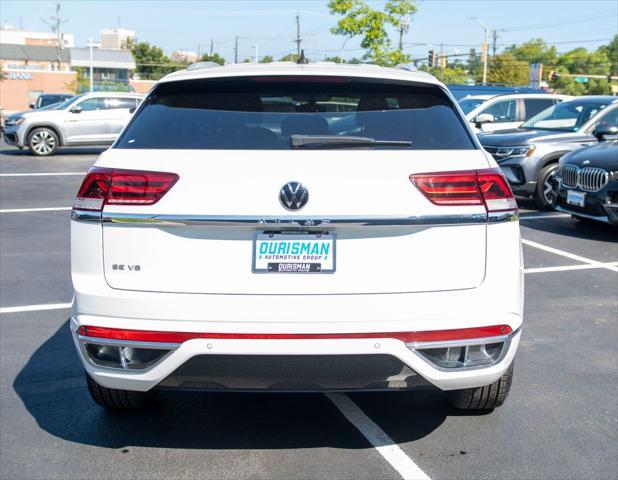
[562, 165, 609, 192]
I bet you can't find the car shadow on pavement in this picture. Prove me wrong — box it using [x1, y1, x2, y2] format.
[12, 321, 485, 450]
[0, 146, 106, 156]
[521, 214, 617, 241]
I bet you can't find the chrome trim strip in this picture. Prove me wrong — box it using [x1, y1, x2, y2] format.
[71, 209, 101, 222]
[91, 212, 500, 228]
[406, 333, 512, 350]
[487, 211, 519, 223]
[77, 334, 180, 350]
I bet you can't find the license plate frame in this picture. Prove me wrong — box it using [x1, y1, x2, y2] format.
[252, 232, 336, 274]
[566, 190, 586, 208]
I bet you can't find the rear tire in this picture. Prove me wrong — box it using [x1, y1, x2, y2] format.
[532, 163, 559, 210]
[447, 363, 514, 411]
[27, 127, 59, 156]
[86, 373, 157, 409]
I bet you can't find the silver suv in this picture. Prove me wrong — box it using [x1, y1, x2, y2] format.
[478, 96, 618, 209]
[3, 92, 143, 156]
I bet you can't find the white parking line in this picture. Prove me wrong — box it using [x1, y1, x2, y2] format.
[0, 207, 71, 213]
[327, 393, 430, 480]
[0, 172, 85, 177]
[524, 262, 618, 274]
[0, 302, 72, 314]
[522, 239, 618, 273]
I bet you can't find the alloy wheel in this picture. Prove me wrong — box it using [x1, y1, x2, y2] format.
[30, 130, 56, 155]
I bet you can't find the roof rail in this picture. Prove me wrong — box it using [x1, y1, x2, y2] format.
[396, 63, 418, 72]
[186, 61, 222, 71]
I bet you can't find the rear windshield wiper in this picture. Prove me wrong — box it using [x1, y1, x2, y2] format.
[291, 135, 412, 149]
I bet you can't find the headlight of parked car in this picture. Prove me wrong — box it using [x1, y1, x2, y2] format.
[496, 145, 536, 158]
[6, 117, 25, 127]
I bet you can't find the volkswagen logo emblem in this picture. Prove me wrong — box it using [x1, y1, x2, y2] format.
[279, 181, 309, 211]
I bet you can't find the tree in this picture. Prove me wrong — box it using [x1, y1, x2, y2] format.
[200, 52, 225, 65]
[421, 65, 469, 84]
[65, 67, 90, 94]
[128, 40, 176, 80]
[506, 39, 558, 65]
[279, 53, 300, 62]
[328, 0, 417, 66]
[485, 52, 528, 85]
[260, 55, 274, 63]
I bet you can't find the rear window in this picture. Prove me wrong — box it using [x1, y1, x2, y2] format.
[115, 76, 475, 150]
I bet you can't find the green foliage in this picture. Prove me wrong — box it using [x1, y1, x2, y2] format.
[485, 53, 529, 86]
[65, 67, 90, 94]
[200, 52, 225, 65]
[421, 65, 469, 84]
[260, 55, 274, 63]
[328, 0, 416, 66]
[279, 53, 300, 62]
[129, 40, 177, 80]
[506, 39, 558, 65]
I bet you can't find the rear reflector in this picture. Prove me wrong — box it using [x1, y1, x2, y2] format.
[410, 168, 517, 212]
[77, 325, 512, 344]
[73, 167, 179, 211]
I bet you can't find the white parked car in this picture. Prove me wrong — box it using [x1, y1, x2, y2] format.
[461, 93, 571, 133]
[3, 92, 143, 156]
[71, 61, 523, 411]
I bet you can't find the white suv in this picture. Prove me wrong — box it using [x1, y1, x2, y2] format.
[461, 93, 571, 133]
[71, 62, 523, 411]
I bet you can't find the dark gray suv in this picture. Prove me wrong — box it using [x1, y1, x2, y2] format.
[478, 96, 618, 209]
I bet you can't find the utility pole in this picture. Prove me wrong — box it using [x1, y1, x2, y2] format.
[398, 16, 410, 51]
[439, 43, 445, 81]
[295, 14, 301, 57]
[88, 38, 94, 92]
[234, 35, 239, 64]
[469, 16, 489, 85]
[252, 45, 259, 63]
[491, 30, 499, 58]
[41, 3, 69, 70]
[210, 38, 214, 56]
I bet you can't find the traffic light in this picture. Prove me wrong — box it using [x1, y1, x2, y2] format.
[549, 71, 559, 81]
[428, 50, 436, 68]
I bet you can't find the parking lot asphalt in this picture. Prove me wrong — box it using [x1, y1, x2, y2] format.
[1, 142, 617, 480]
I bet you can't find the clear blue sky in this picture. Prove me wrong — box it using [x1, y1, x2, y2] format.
[2, 0, 617, 62]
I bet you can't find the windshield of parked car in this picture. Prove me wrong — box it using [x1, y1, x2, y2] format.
[115, 77, 476, 150]
[521, 100, 609, 131]
[458, 97, 488, 115]
[42, 95, 84, 111]
[39, 95, 72, 108]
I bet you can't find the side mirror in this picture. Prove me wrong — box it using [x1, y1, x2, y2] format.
[29, 103, 36, 109]
[69, 106, 82, 114]
[475, 113, 495, 129]
[129, 106, 137, 114]
[593, 124, 618, 141]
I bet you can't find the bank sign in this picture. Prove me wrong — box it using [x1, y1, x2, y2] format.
[7, 72, 33, 80]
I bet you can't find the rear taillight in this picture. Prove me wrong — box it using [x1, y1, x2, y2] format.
[410, 168, 517, 212]
[73, 167, 179, 211]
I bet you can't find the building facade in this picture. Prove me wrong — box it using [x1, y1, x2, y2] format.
[0, 44, 75, 112]
[100, 28, 135, 50]
[1, 44, 137, 112]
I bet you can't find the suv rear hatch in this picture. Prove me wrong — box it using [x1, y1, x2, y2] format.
[89, 75, 496, 295]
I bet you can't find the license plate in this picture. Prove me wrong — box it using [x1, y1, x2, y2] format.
[253, 233, 336, 273]
[567, 190, 586, 207]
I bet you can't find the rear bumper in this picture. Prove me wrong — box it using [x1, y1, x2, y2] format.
[71, 316, 521, 392]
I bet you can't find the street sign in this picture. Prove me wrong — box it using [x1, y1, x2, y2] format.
[574, 76, 589, 83]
